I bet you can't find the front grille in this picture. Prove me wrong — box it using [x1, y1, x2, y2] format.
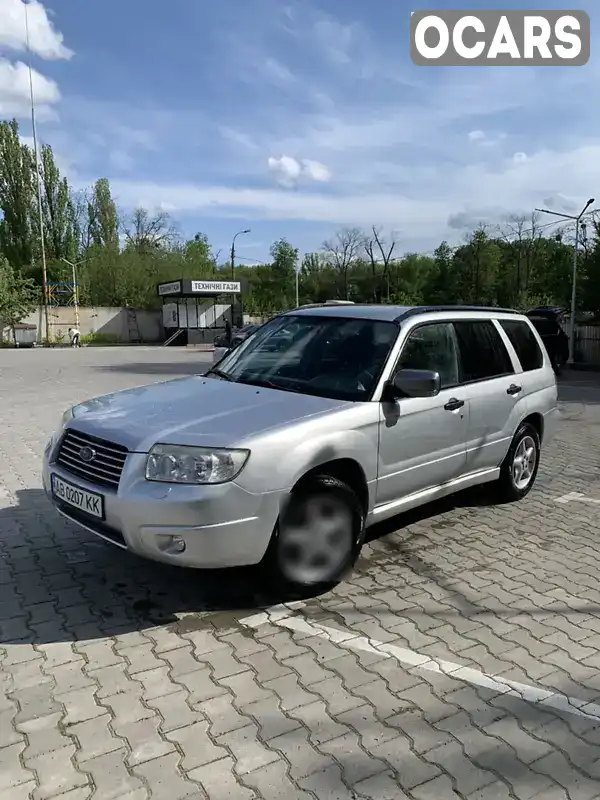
[57, 429, 128, 489]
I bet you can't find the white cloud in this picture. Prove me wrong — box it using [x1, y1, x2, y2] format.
[268, 155, 301, 187]
[468, 130, 486, 142]
[513, 152, 528, 164]
[267, 155, 331, 187]
[105, 142, 600, 252]
[0, 0, 73, 59]
[0, 1, 70, 120]
[0, 58, 60, 117]
[300, 159, 331, 182]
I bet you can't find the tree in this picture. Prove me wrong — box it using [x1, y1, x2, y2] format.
[425, 241, 454, 304]
[182, 233, 216, 277]
[87, 178, 119, 252]
[36, 143, 79, 267]
[124, 208, 176, 254]
[364, 226, 397, 301]
[322, 227, 364, 299]
[0, 257, 39, 341]
[0, 119, 35, 270]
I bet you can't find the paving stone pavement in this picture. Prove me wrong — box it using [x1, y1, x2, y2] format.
[2, 347, 600, 798]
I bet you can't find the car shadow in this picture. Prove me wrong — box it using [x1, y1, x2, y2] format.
[0, 480, 570, 649]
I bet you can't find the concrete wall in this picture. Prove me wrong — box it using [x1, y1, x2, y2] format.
[16, 306, 164, 343]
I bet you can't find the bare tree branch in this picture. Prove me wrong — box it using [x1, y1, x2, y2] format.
[322, 227, 364, 298]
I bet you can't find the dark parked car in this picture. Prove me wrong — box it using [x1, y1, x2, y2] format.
[214, 323, 260, 350]
[525, 307, 569, 373]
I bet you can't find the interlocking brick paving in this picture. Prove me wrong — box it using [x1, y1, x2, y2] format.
[2, 347, 600, 799]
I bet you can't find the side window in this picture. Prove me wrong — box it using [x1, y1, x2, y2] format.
[397, 323, 459, 389]
[499, 320, 544, 371]
[453, 320, 514, 383]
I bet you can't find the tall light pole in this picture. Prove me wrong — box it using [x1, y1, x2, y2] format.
[230, 229, 249, 327]
[295, 265, 300, 307]
[535, 198, 595, 365]
[24, 0, 49, 343]
[61, 257, 87, 328]
[230, 229, 250, 279]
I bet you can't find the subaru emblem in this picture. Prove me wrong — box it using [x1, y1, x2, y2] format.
[79, 446, 96, 463]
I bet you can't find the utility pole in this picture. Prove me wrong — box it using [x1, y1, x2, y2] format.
[535, 198, 595, 365]
[25, 0, 49, 343]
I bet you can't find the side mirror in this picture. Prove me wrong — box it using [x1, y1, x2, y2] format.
[391, 368, 441, 398]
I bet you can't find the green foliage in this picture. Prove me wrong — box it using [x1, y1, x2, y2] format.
[3, 116, 600, 318]
[0, 256, 39, 330]
[80, 331, 121, 345]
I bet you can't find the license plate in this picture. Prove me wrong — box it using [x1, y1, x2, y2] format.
[51, 474, 105, 520]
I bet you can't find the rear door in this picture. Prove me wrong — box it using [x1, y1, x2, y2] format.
[497, 316, 557, 421]
[453, 319, 524, 476]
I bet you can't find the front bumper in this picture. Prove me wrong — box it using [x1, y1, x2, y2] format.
[42, 442, 282, 568]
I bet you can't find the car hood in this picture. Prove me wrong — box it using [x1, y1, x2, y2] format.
[68, 375, 349, 452]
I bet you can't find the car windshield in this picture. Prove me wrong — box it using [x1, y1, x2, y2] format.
[529, 317, 560, 336]
[208, 314, 399, 401]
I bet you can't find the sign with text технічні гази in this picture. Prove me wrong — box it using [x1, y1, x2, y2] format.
[410, 10, 590, 66]
[190, 280, 241, 294]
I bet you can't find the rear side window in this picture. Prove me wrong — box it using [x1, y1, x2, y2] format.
[500, 320, 544, 371]
[453, 320, 514, 383]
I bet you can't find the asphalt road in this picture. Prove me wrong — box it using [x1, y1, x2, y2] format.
[2, 347, 600, 799]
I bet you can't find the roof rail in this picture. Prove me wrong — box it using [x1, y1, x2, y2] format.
[394, 305, 520, 323]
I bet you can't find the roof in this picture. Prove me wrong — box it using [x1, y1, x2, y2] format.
[284, 304, 521, 323]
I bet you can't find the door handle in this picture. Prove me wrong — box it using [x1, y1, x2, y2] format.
[444, 398, 464, 411]
[507, 384, 522, 395]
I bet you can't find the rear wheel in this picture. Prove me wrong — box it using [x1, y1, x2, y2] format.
[262, 474, 364, 595]
[493, 422, 541, 503]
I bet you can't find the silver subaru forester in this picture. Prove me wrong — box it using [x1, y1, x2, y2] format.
[43, 304, 559, 591]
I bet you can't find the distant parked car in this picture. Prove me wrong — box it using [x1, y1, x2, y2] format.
[213, 324, 261, 364]
[525, 308, 569, 374]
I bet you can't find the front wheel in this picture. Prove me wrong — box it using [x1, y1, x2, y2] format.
[493, 422, 541, 503]
[262, 474, 365, 595]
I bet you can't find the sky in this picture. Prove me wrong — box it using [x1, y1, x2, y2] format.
[1, 0, 599, 265]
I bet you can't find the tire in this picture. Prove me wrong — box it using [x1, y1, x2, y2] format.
[493, 422, 541, 503]
[262, 474, 365, 595]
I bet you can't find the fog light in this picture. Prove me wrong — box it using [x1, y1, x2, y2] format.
[171, 536, 186, 553]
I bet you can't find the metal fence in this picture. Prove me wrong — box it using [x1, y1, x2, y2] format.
[575, 324, 600, 365]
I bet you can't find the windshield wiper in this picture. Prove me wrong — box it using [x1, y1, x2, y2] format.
[238, 376, 303, 393]
[205, 368, 234, 381]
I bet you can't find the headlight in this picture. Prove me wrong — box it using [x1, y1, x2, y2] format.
[47, 406, 75, 452]
[60, 407, 74, 428]
[145, 444, 250, 485]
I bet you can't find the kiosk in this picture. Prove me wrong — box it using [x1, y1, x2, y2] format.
[157, 278, 245, 346]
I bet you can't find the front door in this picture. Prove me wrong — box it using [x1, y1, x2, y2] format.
[376, 321, 469, 507]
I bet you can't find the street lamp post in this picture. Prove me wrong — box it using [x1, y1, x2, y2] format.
[230, 229, 250, 279]
[61, 258, 87, 329]
[535, 198, 595, 365]
[230, 229, 250, 327]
